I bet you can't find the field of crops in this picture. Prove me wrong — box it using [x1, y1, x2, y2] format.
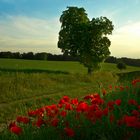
[0, 58, 140, 139]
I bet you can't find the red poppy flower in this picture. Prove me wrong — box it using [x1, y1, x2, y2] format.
[46, 104, 59, 117]
[76, 102, 88, 112]
[36, 118, 44, 128]
[59, 99, 65, 105]
[10, 126, 22, 135]
[109, 85, 112, 90]
[28, 110, 37, 117]
[9, 121, 16, 129]
[51, 118, 59, 127]
[132, 79, 140, 86]
[65, 103, 73, 110]
[115, 99, 121, 106]
[95, 110, 103, 119]
[16, 116, 30, 124]
[60, 110, 67, 117]
[58, 103, 63, 108]
[107, 101, 115, 110]
[91, 98, 99, 104]
[124, 115, 138, 128]
[93, 93, 100, 99]
[9, 122, 22, 135]
[103, 108, 109, 116]
[128, 99, 138, 106]
[110, 114, 115, 123]
[71, 98, 78, 106]
[64, 127, 75, 137]
[84, 94, 93, 100]
[119, 86, 124, 91]
[62, 96, 70, 102]
[91, 98, 104, 105]
[88, 104, 99, 112]
[131, 110, 139, 117]
[28, 108, 44, 117]
[49, 104, 58, 110]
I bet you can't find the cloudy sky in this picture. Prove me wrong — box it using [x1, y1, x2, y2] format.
[0, 0, 140, 58]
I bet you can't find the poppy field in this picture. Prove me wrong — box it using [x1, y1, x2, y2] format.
[1, 78, 140, 140]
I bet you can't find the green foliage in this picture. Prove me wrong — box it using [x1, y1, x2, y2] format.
[58, 7, 114, 74]
[117, 61, 126, 70]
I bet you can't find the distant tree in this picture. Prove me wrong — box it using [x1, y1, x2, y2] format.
[118, 57, 140, 67]
[58, 7, 114, 74]
[105, 56, 117, 63]
[117, 61, 126, 70]
[21, 52, 34, 60]
[35, 53, 47, 60]
[13, 52, 21, 59]
[0, 51, 13, 58]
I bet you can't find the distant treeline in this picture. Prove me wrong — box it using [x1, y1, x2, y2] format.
[0, 51, 140, 67]
[0, 51, 78, 61]
[105, 56, 140, 67]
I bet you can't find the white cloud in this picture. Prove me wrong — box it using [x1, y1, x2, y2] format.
[99, 9, 120, 20]
[109, 22, 140, 58]
[115, 22, 140, 36]
[93, 8, 122, 30]
[0, 15, 61, 53]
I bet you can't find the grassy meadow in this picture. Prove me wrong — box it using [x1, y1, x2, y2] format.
[0, 58, 140, 139]
[0, 58, 140, 74]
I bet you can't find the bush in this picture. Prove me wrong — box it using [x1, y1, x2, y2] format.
[117, 62, 126, 70]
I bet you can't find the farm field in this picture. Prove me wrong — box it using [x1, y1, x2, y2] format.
[0, 58, 140, 139]
[0, 58, 140, 74]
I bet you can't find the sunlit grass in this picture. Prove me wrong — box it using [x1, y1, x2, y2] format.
[0, 58, 140, 74]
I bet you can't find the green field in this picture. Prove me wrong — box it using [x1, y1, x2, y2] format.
[0, 58, 140, 132]
[0, 58, 140, 74]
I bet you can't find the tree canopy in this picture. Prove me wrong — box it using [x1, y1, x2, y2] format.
[117, 61, 127, 70]
[58, 6, 114, 74]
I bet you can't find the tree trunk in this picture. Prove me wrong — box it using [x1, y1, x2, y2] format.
[87, 67, 93, 75]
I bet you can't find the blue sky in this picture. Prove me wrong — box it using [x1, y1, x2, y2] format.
[0, 0, 140, 58]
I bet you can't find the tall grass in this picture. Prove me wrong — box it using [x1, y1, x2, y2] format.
[0, 71, 119, 125]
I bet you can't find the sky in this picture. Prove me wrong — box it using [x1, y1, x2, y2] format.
[0, 0, 140, 58]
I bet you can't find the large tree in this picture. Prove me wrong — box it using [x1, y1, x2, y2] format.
[58, 7, 114, 74]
